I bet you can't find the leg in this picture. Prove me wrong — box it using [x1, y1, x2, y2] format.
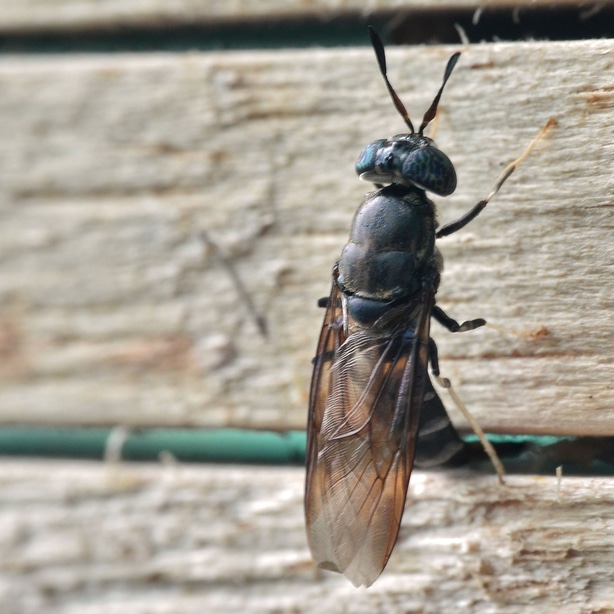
[432, 304, 486, 333]
[428, 337, 506, 484]
[436, 118, 556, 238]
[428, 337, 442, 376]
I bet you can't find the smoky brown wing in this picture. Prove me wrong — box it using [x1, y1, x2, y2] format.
[306, 279, 346, 487]
[305, 291, 433, 588]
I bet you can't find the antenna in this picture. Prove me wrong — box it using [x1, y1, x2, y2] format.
[368, 26, 415, 134]
[367, 26, 461, 137]
[419, 52, 460, 135]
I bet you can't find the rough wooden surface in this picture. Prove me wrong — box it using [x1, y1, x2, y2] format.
[0, 40, 612, 434]
[0, 459, 612, 613]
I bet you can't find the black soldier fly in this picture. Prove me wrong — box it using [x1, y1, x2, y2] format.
[305, 26, 554, 587]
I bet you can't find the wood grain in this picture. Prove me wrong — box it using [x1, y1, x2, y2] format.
[1, 459, 613, 613]
[0, 40, 612, 433]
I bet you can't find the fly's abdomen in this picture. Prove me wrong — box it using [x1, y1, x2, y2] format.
[414, 377, 468, 467]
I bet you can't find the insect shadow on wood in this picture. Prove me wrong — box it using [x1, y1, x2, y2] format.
[200, 231, 268, 338]
[305, 26, 555, 588]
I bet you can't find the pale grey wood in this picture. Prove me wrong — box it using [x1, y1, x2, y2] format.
[0, 459, 613, 613]
[0, 40, 612, 433]
[1, 0, 608, 33]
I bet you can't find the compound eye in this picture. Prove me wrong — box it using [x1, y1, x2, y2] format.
[401, 146, 457, 195]
[355, 139, 387, 178]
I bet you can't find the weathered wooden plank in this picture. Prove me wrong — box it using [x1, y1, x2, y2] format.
[0, 40, 612, 433]
[0, 459, 613, 613]
[0, 0, 604, 33]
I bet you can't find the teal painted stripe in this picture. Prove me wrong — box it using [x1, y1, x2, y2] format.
[463, 433, 574, 447]
[0, 427, 306, 465]
[0, 428, 612, 475]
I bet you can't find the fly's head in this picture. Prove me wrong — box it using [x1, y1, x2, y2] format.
[356, 134, 456, 196]
[356, 27, 459, 196]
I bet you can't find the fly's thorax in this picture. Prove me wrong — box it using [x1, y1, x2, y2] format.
[337, 184, 437, 301]
[356, 134, 457, 196]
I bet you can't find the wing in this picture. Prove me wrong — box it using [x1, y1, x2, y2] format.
[305, 275, 434, 587]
